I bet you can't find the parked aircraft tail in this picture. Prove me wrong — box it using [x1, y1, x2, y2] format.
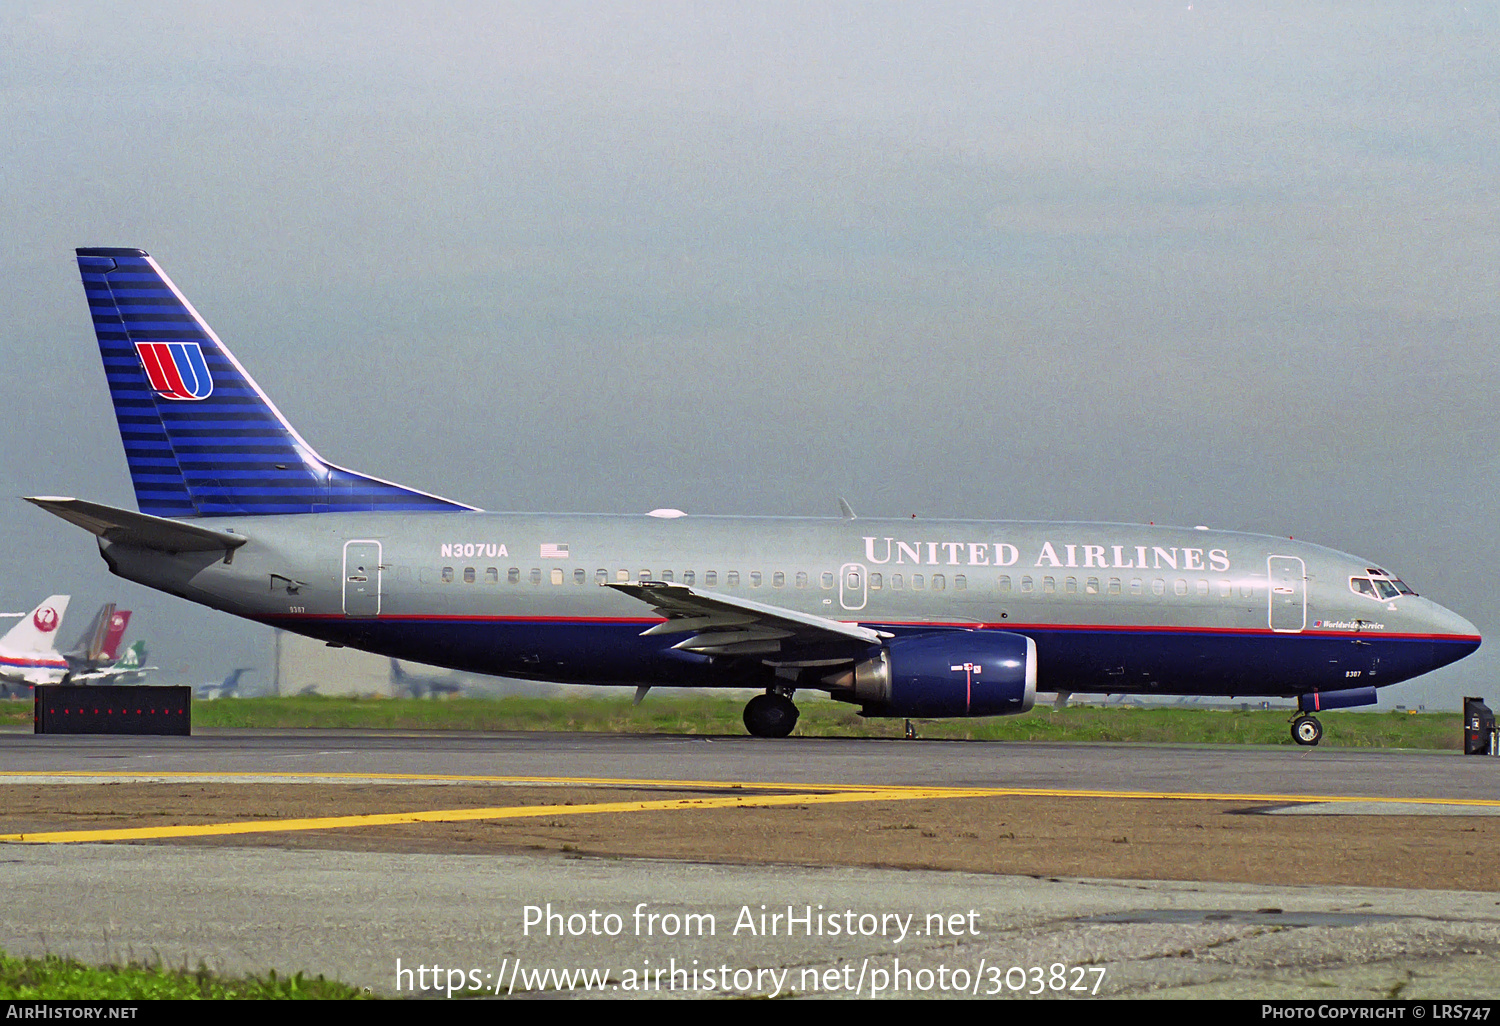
[101, 610, 131, 661]
[64, 602, 117, 665]
[75, 248, 476, 518]
[115, 639, 147, 670]
[0, 595, 71, 657]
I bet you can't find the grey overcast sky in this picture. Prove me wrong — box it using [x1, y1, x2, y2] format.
[2, 3, 1496, 705]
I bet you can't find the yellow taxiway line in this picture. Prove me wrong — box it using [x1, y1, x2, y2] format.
[3, 772, 1497, 844]
[0, 787, 987, 844]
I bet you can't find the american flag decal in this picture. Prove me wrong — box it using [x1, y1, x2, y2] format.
[540, 544, 570, 559]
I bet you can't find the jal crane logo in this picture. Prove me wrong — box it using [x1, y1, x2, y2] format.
[33, 607, 59, 633]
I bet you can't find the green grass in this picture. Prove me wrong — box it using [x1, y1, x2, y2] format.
[0, 947, 366, 999]
[2, 695, 1459, 748]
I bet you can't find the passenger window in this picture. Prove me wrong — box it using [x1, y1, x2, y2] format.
[795, 572, 808, 588]
[727, 571, 739, 586]
[954, 575, 966, 591]
[683, 570, 695, 585]
[441, 566, 454, 584]
[616, 569, 630, 583]
[772, 572, 785, 587]
[1174, 579, 1187, 597]
[661, 570, 674, 582]
[1130, 578, 1143, 596]
[706, 571, 719, 586]
[1196, 580, 1208, 597]
[1042, 576, 1055, 594]
[932, 574, 945, 591]
[1020, 576, 1033, 594]
[529, 568, 541, 585]
[596, 569, 608, 585]
[998, 575, 1012, 592]
[551, 568, 564, 585]
[1065, 576, 1077, 594]
[463, 567, 476, 584]
[1152, 579, 1165, 596]
[750, 571, 762, 587]
[485, 567, 498, 585]
[913, 574, 925, 590]
[638, 569, 651, 583]
[1219, 580, 1232, 597]
[870, 573, 883, 590]
[1085, 577, 1099, 595]
[1108, 578, 1121, 595]
[821, 572, 834, 589]
[574, 568, 586, 584]
[508, 567, 520, 584]
[891, 574, 904, 590]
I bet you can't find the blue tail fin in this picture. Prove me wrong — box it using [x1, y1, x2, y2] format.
[76, 248, 476, 517]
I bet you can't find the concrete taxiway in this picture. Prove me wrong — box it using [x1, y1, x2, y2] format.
[2, 729, 1498, 998]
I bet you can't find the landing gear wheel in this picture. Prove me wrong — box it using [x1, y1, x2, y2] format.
[743, 693, 799, 738]
[1291, 714, 1323, 746]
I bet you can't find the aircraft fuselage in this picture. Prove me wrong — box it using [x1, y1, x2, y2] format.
[97, 512, 1479, 701]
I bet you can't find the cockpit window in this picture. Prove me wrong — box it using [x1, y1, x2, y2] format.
[1350, 572, 1416, 601]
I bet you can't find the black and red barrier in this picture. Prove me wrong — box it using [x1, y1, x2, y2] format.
[1465, 696, 1496, 756]
[34, 685, 191, 736]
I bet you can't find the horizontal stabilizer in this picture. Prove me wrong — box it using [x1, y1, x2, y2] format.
[26, 496, 247, 553]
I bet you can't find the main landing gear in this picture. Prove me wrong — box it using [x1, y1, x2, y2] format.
[1291, 714, 1323, 747]
[743, 689, 799, 738]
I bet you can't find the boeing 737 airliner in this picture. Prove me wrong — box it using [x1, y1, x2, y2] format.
[28, 249, 1482, 742]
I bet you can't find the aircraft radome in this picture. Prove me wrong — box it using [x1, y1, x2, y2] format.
[28, 248, 1482, 744]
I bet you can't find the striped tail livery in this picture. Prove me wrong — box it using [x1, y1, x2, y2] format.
[76, 248, 474, 517]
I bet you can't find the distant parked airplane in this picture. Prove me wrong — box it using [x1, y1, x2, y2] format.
[390, 658, 463, 699]
[0, 595, 70, 695]
[195, 667, 252, 700]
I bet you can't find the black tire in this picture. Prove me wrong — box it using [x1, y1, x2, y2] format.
[743, 693, 799, 738]
[1292, 714, 1323, 746]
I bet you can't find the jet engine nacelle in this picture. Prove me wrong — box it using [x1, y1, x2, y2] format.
[842, 630, 1037, 718]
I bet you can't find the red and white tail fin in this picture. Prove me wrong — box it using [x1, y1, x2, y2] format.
[0, 595, 71, 657]
[101, 610, 132, 661]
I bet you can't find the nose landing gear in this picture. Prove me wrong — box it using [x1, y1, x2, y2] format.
[1291, 714, 1323, 746]
[743, 690, 799, 738]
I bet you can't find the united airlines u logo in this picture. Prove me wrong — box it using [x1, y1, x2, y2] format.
[135, 341, 213, 400]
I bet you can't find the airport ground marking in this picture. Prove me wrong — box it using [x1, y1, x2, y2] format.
[4, 773, 1499, 844]
[0, 787, 996, 844]
[2, 770, 1499, 809]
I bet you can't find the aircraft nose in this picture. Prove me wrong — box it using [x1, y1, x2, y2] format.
[1420, 598, 1481, 669]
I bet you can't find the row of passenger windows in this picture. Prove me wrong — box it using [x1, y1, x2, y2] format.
[434, 565, 1257, 599]
[999, 575, 1258, 599]
[440, 567, 855, 588]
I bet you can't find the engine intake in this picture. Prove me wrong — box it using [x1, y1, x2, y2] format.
[834, 630, 1036, 718]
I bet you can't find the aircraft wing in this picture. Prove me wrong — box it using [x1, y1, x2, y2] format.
[605, 580, 889, 658]
[26, 497, 247, 554]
